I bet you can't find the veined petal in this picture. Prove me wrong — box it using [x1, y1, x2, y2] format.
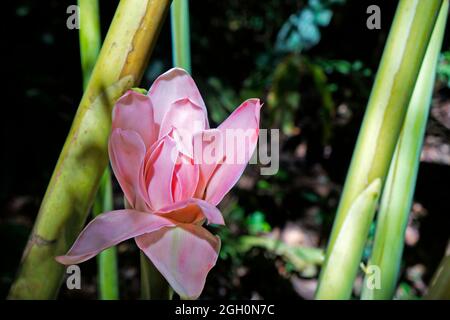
[112, 90, 157, 149]
[160, 98, 207, 140]
[144, 134, 178, 211]
[192, 129, 224, 199]
[136, 224, 221, 300]
[159, 98, 207, 157]
[148, 68, 209, 130]
[56, 210, 175, 265]
[172, 154, 199, 203]
[109, 129, 149, 210]
[158, 198, 225, 225]
[205, 99, 262, 205]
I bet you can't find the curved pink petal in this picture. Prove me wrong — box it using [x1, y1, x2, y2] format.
[147, 68, 209, 130]
[159, 98, 207, 137]
[112, 90, 157, 148]
[136, 224, 221, 300]
[158, 198, 224, 225]
[192, 129, 224, 199]
[160, 98, 207, 157]
[56, 210, 175, 265]
[144, 134, 178, 211]
[205, 99, 262, 206]
[109, 129, 149, 210]
[172, 154, 199, 203]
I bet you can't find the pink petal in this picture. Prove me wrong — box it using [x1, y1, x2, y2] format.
[158, 198, 225, 225]
[172, 154, 199, 203]
[192, 129, 224, 199]
[112, 90, 157, 149]
[144, 134, 178, 211]
[109, 129, 149, 210]
[205, 99, 262, 205]
[56, 210, 175, 265]
[159, 202, 204, 224]
[147, 68, 209, 130]
[159, 98, 207, 137]
[136, 224, 221, 300]
[160, 98, 207, 157]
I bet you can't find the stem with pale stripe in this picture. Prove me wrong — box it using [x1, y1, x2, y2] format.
[315, 0, 443, 299]
[361, 0, 448, 300]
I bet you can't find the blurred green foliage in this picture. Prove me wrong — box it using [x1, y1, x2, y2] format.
[216, 202, 323, 279]
[437, 51, 450, 87]
[238, 236, 324, 277]
[246, 211, 272, 235]
[275, 0, 345, 53]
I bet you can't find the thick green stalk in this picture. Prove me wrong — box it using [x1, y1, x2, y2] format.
[78, 0, 119, 300]
[315, 0, 443, 299]
[171, 0, 191, 72]
[8, 0, 171, 299]
[362, 1, 448, 300]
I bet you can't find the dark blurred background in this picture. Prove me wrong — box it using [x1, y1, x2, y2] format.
[2, 0, 449, 299]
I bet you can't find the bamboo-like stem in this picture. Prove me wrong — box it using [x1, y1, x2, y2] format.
[426, 244, 450, 300]
[361, 0, 449, 300]
[315, 0, 443, 300]
[78, 0, 119, 301]
[8, 0, 171, 299]
[171, 0, 191, 73]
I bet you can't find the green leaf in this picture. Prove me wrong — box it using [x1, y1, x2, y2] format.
[317, 179, 381, 299]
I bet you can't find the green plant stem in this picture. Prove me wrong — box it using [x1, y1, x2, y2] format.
[315, 0, 443, 300]
[361, 0, 448, 300]
[171, 0, 191, 73]
[78, 0, 120, 301]
[78, 0, 101, 89]
[140, 253, 173, 299]
[8, 0, 171, 300]
[92, 170, 119, 299]
[425, 244, 450, 300]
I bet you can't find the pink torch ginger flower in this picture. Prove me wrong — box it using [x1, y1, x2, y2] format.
[56, 68, 261, 299]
